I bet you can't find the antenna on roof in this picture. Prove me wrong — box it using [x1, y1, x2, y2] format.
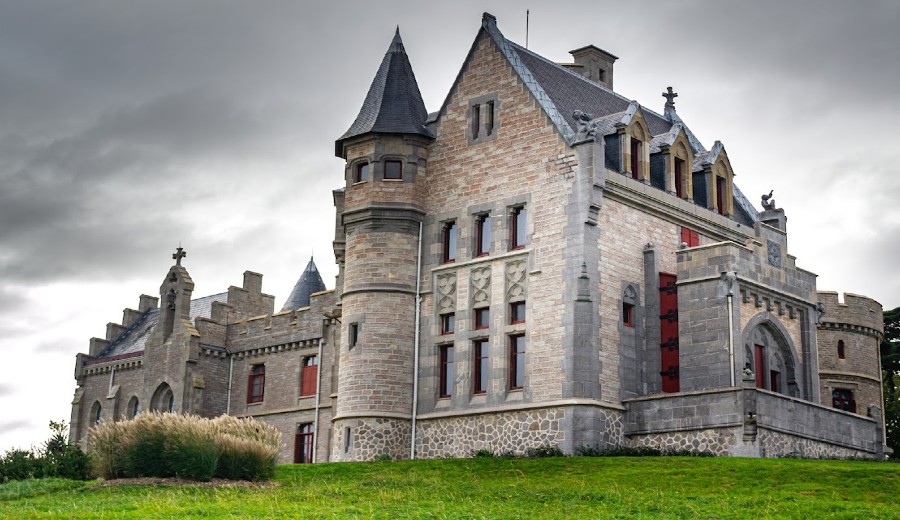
[526, 9, 530, 49]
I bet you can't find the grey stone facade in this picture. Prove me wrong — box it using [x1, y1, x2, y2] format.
[68, 13, 887, 463]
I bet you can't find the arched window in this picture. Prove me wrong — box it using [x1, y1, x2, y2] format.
[744, 320, 798, 397]
[90, 401, 102, 426]
[127, 396, 141, 419]
[151, 383, 175, 413]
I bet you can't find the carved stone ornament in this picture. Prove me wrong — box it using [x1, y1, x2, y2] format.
[471, 266, 491, 308]
[572, 110, 597, 142]
[437, 273, 457, 312]
[815, 302, 826, 324]
[761, 190, 776, 210]
[506, 260, 527, 301]
[767, 241, 782, 268]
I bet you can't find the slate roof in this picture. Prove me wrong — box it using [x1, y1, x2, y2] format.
[281, 257, 327, 311]
[335, 28, 433, 157]
[91, 292, 227, 361]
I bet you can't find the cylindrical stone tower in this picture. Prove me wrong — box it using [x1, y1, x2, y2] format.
[331, 29, 433, 461]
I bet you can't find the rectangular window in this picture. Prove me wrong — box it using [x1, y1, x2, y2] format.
[837, 340, 846, 359]
[442, 221, 458, 263]
[509, 334, 525, 390]
[473, 339, 489, 395]
[247, 364, 265, 403]
[440, 313, 455, 335]
[474, 308, 490, 330]
[510, 301, 525, 324]
[630, 138, 642, 180]
[439, 345, 455, 398]
[354, 163, 369, 183]
[343, 427, 352, 453]
[623, 302, 634, 327]
[770, 370, 779, 394]
[294, 423, 314, 464]
[485, 101, 495, 136]
[476, 214, 491, 256]
[384, 160, 402, 180]
[832, 389, 856, 413]
[680, 227, 700, 247]
[716, 176, 726, 215]
[471, 104, 481, 139]
[674, 157, 685, 198]
[349, 322, 359, 349]
[300, 356, 318, 397]
[510, 206, 527, 250]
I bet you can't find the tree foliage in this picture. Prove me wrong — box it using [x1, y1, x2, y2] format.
[882, 307, 900, 458]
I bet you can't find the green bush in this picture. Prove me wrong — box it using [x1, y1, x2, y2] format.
[87, 412, 280, 482]
[0, 422, 91, 483]
[524, 445, 565, 458]
[574, 444, 715, 458]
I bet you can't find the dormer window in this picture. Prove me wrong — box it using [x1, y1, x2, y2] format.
[674, 158, 685, 198]
[630, 137, 642, 181]
[716, 175, 726, 216]
[384, 160, 402, 180]
[354, 163, 370, 183]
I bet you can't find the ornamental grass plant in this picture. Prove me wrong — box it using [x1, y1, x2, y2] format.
[86, 412, 280, 482]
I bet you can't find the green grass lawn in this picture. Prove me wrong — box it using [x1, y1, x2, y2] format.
[1, 457, 898, 519]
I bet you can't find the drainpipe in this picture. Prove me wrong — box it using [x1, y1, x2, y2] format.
[225, 347, 234, 415]
[410, 221, 423, 460]
[312, 335, 325, 463]
[727, 295, 735, 387]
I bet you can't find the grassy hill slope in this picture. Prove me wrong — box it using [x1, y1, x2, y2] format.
[2, 456, 899, 519]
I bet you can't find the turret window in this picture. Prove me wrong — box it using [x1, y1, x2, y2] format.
[384, 160, 402, 180]
[832, 389, 856, 413]
[837, 340, 846, 359]
[354, 163, 370, 183]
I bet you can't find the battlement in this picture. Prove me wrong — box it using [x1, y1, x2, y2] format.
[816, 291, 883, 335]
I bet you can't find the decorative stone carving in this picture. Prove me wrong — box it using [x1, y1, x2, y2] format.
[437, 273, 457, 313]
[761, 190, 776, 210]
[815, 302, 826, 324]
[506, 260, 527, 302]
[572, 110, 596, 142]
[767, 241, 782, 268]
[471, 266, 491, 308]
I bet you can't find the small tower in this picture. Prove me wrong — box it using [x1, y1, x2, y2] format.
[332, 28, 434, 461]
[282, 257, 327, 311]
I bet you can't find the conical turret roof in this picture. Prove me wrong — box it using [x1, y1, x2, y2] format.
[335, 28, 432, 157]
[281, 257, 327, 311]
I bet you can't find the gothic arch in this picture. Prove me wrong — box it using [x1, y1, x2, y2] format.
[741, 313, 801, 397]
[126, 396, 140, 419]
[90, 400, 102, 426]
[150, 383, 175, 413]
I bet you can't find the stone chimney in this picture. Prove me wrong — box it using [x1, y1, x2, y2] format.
[565, 46, 618, 90]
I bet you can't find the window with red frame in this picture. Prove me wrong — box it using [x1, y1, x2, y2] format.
[716, 176, 726, 215]
[630, 138, 642, 180]
[510, 206, 527, 249]
[509, 334, 525, 390]
[510, 301, 525, 324]
[442, 221, 458, 263]
[474, 307, 490, 330]
[294, 423, 314, 464]
[384, 160, 402, 180]
[473, 339, 489, 395]
[300, 356, 318, 397]
[623, 302, 634, 327]
[832, 389, 855, 413]
[674, 157, 685, 198]
[837, 340, 846, 359]
[439, 345, 455, 398]
[476, 214, 491, 256]
[353, 163, 369, 183]
[680, 227, 700, 247]
[247, 364, 265, 403]
[440, 313, 455, 335]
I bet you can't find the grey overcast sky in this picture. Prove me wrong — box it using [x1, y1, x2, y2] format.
[1, 0, 898, 452]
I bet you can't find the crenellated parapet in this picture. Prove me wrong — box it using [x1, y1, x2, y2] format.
[816, 291, 884, 339]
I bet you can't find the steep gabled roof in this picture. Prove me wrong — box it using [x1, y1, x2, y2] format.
[335, 28, 433, 157]
[281, 257, 326, 311]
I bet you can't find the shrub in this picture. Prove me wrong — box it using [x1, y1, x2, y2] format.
[472, 448, 496, 459]
[0, 422, 91, 483]
[524, 445, 565, 458]
[574, 444, 715, 458]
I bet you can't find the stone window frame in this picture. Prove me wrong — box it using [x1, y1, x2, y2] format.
[348, 322, 361, 350]
[350, 160, 370, 185]
[127, 396, 140, 419]
[382, 158, 403, 181]
[438, 343, 455, 399]
[294, 422, 315, 464]
[440, 312, 455, 335]
[474, 212, 492, 257]
[441, 220, 458, 263]
[509, 301, 525, 325]
[508, 333, 526, 390]
[622, 284, 639, 327]
[474, 307, 490, 330]
[623, 119, 650, 182]
[467, 92, 500, 145]
[837, 339, 846, 359]
[832, 388, 856, 413]
[247, 364, 265, 404]
[472, 338, 490, 395]
[90, 401, 102, 426]
[509, 205, 527, 250]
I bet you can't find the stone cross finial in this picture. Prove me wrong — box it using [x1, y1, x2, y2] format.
[662, 86, 678, 108]
[173, 246, 187, 266]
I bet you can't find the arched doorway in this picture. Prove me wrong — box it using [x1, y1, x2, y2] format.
[150, 383, 175, 413]
[742, 318, 799, 397]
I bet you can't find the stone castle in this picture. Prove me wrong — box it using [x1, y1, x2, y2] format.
[69, 13, 887, 461]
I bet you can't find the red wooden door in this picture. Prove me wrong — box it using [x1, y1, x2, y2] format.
[659, 273, 680, 393]
[754, 345, 766, 389]
[294, 424, 314, 463]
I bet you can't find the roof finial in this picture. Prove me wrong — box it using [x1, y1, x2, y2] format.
[663, 86, 678, 109]
[173, 246, 187, 266]
[389, 26, 404, 53]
